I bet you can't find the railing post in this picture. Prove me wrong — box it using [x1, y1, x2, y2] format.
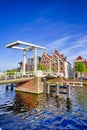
[5, 74, 7, 80]
[67, 83, 71, 99]
[46, 82, 50, 94]
[28, 73, 30, 78]
[14, 74, 16, 79]
[0, 72, 1, 79]
[14, 72, 16, 79]
[81, 82, 83, 87]
[56, 82, 59, 96]
[22, 73, 23, 78]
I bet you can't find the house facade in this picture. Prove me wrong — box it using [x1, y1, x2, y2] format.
[73, 56, 87, 78]
[73, 56, 87, 79]
[40, 50, 73, 78]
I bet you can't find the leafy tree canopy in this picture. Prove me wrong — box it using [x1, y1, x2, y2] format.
[6, 68, 19, 75]
[38, 65, 47, 71]
[75, 62, 87, 73]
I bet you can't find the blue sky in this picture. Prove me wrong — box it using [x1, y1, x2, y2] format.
[1, 0, 87, 71]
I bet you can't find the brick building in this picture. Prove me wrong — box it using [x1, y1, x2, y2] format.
[73, 56, 87, 79]
[40, 50, 73, 78]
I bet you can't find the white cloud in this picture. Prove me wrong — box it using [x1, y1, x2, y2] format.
[46, 34, 87, 65]
[46, 35, 73, 51]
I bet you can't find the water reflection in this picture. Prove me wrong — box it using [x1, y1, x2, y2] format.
[5, 90, 72, 115]
[0, 85, 87, 129]
[6, 92, 46, 114]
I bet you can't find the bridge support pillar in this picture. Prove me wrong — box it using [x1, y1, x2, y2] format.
[16, 76, 43, 94]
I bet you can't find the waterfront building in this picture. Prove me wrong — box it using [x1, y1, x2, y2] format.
[19, 57, 41, 72]
[40, 50, 73, 78]
[73, 56, 87, 79]
[28, 56, 41, 71]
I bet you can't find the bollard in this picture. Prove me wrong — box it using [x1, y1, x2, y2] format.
[46, 82, 50, 94]
[67, 83, 70, 99]
[56, 82, 59, 96]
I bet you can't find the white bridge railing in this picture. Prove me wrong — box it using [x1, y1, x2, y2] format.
[0, 70, 61, 81]
[0, 72, 34, 80]
[43, 71, 62, 77]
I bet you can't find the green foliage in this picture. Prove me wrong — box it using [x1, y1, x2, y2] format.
[75, 62, 87, 73]
[38, 65, 47, 71]
[51, 67, 55, 72]
[6, 68, 19, 76]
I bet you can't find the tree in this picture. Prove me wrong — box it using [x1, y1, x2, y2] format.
[6, 68, 19, 76]
[74, 62, 87, 79]
[38, 65, 47, 71]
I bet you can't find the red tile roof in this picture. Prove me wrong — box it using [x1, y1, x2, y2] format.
[76, 56, 83, 60]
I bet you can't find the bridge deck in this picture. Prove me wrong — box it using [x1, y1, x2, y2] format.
[0, 77, 34, 85]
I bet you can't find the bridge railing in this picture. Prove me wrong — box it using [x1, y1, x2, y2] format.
[42, 71, 60, 77]
[0, 71, 34, 80]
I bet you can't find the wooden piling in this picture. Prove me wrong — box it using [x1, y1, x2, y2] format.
[11, 83, 14, 90]
[56, 82, 59, 96]
[46, 82, 50, 94]
[6, 84, 8, 90]
[67, 83, 70, 99]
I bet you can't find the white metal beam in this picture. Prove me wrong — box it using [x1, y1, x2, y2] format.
[12, 46, 25, 50]
[33, 47, 37, 74]
[5, 40, 46, 50]
[23, 50, 26, 75]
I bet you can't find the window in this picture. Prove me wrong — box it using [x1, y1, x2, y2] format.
[60, 67, 62, 70]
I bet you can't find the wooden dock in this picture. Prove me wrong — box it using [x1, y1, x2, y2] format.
[65, 79, 87, 87]
[44, 82, 71, 99]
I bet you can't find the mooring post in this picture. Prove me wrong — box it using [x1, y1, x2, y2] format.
[46, 82, 50, 94]
[11, 83, 14, 90]
[56, 82, 59, 96]
[67, 83, 70, 99]
[6, 84, 8, 90]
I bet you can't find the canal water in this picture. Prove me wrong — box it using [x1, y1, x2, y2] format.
[0, 84, 87, 130]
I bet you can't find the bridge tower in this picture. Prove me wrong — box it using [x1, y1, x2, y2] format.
[5, 40, 46, 75]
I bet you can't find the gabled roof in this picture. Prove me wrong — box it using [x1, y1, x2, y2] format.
[76, 56, 83, 60]
[54, 50, 66, 61]
[47, 54, 52, 59]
